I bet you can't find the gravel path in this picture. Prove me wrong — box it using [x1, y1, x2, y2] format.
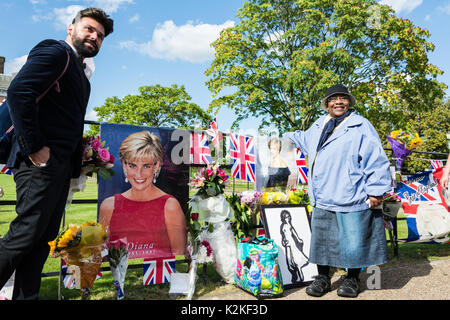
[198, 258, 450, 300]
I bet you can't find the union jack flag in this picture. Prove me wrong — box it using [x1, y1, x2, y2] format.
[61, 260, 77, 289]
[0, 164, 11, 175]
[295, 148, 308, 184]
[143, 256, 175, 285]
[229, 134, 255, 182]
[190, 132, 212, 165]
[396, 168, 449, 243]
[430, 160, 444, 170]
[205, 118, 223, 150]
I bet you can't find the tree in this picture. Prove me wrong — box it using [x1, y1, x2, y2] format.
[87, 84, 212, 135]
[205, 0, 446, 132]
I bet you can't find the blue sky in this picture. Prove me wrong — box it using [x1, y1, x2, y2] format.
[1, 0, 449, 133]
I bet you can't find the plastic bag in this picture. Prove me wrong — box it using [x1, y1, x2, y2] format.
[201, 222, 237, 283]
[190, 194, 233, 223]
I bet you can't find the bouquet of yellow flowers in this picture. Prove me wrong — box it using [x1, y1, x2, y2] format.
[48, 221, 107, 299]
[387, 126, 425, 171]
[261, 186, 313, 214]
[389, 130, 423, 150]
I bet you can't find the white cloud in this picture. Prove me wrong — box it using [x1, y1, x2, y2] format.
[85, 108, 98, 121]
[119, 20, 235, 63]
[438, 2, 450, 15]
[379, 0, 423, 13]
[51, 1, 132, 30]
[91, 0, 133, 13]
[129, 14, 139, 23]
[5, 55, 28, 75]
[53, 5, 84, 30]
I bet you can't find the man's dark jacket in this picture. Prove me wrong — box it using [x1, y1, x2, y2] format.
[6, 39, 90, 177]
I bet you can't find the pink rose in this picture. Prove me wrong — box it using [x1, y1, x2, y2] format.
[98, 148, 110, 162]
[206, 168, 214, 177]
[218, 170, 227, 181]
[92, 137, 101, 151]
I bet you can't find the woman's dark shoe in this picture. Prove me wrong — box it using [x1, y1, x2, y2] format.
[305, 275, 331, 297]
[337, 276, 360, 298]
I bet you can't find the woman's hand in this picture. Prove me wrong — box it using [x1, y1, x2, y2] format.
[368, 195, 383, 208]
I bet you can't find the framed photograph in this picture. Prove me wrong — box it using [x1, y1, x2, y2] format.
[261, 204, 317, 287]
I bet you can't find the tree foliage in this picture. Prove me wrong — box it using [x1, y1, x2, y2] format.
[87, 84, 212, 135]
[205, 0, 446, 132]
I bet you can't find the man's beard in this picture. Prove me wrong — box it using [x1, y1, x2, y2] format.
[72, 35, 99, 58]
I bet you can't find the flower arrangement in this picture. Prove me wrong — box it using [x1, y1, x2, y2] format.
[261, 186, 313, 213]
[48, 221, 107, 299]
[81, 136, 115, 180]
[226, 191, 263, 239]
[387, 126, 425, 171]
[108, 238, 128, 300]
[261, 191, 289, 205]
[389, 130, 423, 150]
[188, 162, 229, 197]
[382, 192, 402, 217]
[195, 240, 214, 264]
[383, 191, 401, 203]
[187, 162, 237, 286]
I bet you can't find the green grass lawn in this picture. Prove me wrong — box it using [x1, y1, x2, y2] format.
[1, 173, 449, 300]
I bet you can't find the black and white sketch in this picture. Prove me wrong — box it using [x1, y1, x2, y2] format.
[261, 205, 317, 287]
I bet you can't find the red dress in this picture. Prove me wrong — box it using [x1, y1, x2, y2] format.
[109, 194, 174, 259]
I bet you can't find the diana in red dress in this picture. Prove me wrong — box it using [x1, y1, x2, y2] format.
[99, 131, 187, 259]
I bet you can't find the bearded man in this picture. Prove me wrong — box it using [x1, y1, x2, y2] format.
[0, 8, 113, 300]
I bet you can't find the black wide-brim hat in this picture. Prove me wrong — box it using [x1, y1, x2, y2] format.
[320, 84, 356, 110]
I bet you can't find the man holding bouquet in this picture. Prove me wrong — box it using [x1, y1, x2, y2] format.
[0, 8, 113, 299]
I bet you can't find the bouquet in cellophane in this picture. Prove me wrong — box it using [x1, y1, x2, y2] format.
[66, 136, 115, 210]
[387, 126, 424, 171]
[81, 136, 115, 180]
[48, 221, 106, 299]
[108, 238, 128, 300]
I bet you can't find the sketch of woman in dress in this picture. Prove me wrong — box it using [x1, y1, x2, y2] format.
[280, 210, 309, 283]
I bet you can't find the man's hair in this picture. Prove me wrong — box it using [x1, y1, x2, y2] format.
[72, 7, 114, 37]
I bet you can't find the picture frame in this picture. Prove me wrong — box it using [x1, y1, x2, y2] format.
[261, 204, 317, 288]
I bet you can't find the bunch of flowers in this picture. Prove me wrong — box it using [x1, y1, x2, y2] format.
[383, 191, 401, 203]
[260, 186, 313, 214]
[261, 191, 289, 205]
[195, 240, 214, 264]
[226, 191, 263, 239]
[240, 190, 263, 208]
[81, 136, 115, 180]
[389, 130, 424, 150]
[108, 238, 128, 300]
[382, 192, 402, 217]
[188, 162, 229, 197]
[187, 163, 236, 286]
[48, 221, 107, 299]
[387, 126, 425, 171]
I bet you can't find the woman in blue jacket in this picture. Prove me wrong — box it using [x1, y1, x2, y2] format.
[284, 84, 392, 298]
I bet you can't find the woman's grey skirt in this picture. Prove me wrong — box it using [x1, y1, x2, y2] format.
[309, 207, 388, 269]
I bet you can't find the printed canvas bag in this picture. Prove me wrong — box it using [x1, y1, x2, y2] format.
[234, 237, 283, 298]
